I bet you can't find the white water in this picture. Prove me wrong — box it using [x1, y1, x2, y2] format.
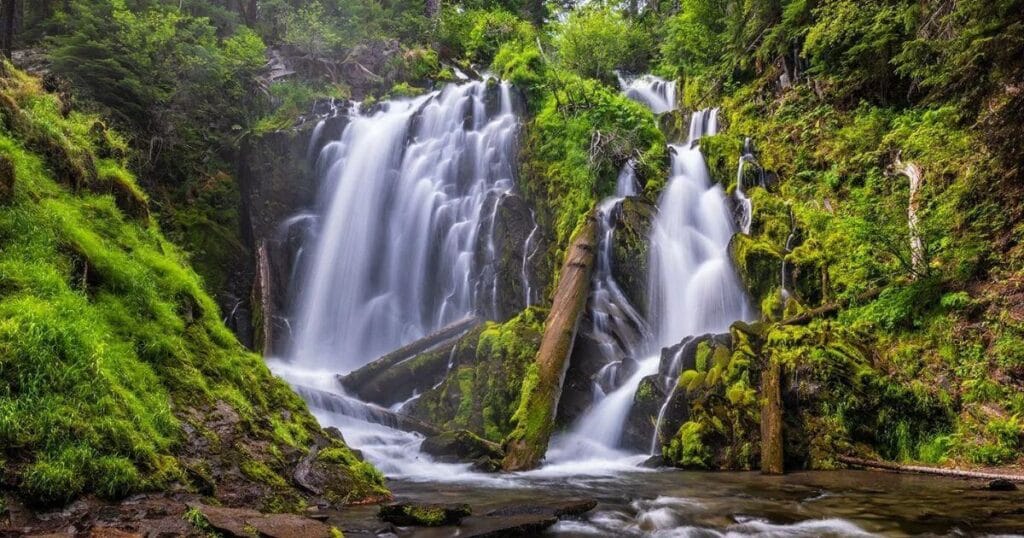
[550, 108, 751, 464]
[619, 74, 677, 114]
[288, 81, 524, 372]
[734, 137, 760, 235]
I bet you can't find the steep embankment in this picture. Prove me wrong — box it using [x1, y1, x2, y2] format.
[0, 62, 386, 525]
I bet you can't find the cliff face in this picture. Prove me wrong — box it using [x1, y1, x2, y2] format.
[0, 65, 387, 517]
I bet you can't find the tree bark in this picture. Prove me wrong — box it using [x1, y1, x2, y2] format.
[1, 0, 17, 60]
[760, 359, 784, 474]
[252, 240, 274, 356]
[839, 456, 1024, 482]
[895, 155, 926, 277]
[502, 215, 597, 471]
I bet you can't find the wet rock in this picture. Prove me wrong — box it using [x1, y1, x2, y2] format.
[378, 502, 471, 527]
[622, 374, 666, 451]
[187, 503, 333, 538]
[457, 514, 559, 537]
[557, 330, 608, 427]
[989, 479, 1018, 491]
[485, 498, 597, 518]
[611, 197, 656, 312]
[642, 455, 666, 468]
[474, 192, 547, 322]
[420, 430, 504, 470]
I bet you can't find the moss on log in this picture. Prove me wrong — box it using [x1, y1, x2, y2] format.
[760, 358, 784, 475]
[502, 214, 597, 471]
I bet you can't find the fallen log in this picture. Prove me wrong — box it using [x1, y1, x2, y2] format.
[502, 215, 597, 471]
[780, 287, 882, 326]
[838, 455, 1024, 482]
[339, 316, 483, 401]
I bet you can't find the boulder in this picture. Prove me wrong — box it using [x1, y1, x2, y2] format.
[456, 515, 558, 537]
[378, 502, 471, 527]
[622, 374, 666, 451]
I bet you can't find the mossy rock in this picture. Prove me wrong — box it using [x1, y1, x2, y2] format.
[420, 429, 504, 472]
[729, 234, 783, 312]
[379, 502, 472, 527]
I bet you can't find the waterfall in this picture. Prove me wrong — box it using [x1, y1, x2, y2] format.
[619, 74, 677, 114]
[287, 81, 525, 372]
[734, 137, 763, 235]
[549, 108, 751, 463]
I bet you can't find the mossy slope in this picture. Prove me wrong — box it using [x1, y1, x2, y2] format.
[0, 64, 386, 508]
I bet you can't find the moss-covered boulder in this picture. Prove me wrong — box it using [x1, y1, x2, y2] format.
[730, 233, 784, 315]
[407, 308, 545, 442]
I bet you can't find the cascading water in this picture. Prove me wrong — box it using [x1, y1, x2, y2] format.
[619, 74, 677, 114]
[288, 81, 523, 372]
[734, 137, 763, 235]
[550, 108, 751, 464]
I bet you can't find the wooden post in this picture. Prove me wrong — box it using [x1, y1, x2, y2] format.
[760, 358, 784, 474]
[502, 215, 597, 471]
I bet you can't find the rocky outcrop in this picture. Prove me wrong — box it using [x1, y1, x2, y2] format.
[232, 109, 348, 351]
[611, 197, 656, 311]
[474, 191, 548, 322]
[503, 215, 597, 471]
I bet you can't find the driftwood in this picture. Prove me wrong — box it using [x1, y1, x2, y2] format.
[502, 215, 598, 471]
[839, 456, 1024, 482]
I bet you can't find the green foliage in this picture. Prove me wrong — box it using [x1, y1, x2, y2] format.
[438, 8, 536, 66]
[553, 6, 650, 83]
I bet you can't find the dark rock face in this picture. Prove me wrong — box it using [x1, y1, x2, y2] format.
[622, 374, 667, 451]
[556, 330, 608, 428]
[474, 192, 547, 322]
[378, 502, 472, 527]
[611, 197, 656, 313]
[233, 112, 348, 351]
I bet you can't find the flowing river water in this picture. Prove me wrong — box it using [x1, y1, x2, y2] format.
[267, 77, 1024, 536]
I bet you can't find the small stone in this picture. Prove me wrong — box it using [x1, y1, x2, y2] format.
[988, 479, 1017, 491]
[641, 455, 666, 468]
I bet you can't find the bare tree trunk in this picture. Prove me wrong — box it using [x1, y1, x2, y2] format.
[252, 240, 274, 356]
[1, 0, 17, 60]
[839, 456, 1024, 482]
[502, 215, 597, 471]
[425, 0, 440, 19]
[895, 154, 926, 277]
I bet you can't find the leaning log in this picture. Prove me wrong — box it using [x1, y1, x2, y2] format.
[502, 215, 597, 471]
[838, 456, 1024, 482]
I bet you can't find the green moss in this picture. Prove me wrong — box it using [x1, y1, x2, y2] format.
[663, 421, 712, 469]
[0, 65, 387, 507]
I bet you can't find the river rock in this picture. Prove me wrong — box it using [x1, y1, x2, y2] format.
[378, 502, 471, 527]
[456, 515, 559, 537]
[187, 503, 333, 538]
[485, 498, 597, 518]
[988, 479, 1018, 491]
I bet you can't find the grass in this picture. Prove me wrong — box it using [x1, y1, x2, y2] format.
[0, 63, 385, 506]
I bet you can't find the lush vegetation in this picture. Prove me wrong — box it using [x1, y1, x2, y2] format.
[1, 0, 1023, 516]
[0, 62, 385, 507]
